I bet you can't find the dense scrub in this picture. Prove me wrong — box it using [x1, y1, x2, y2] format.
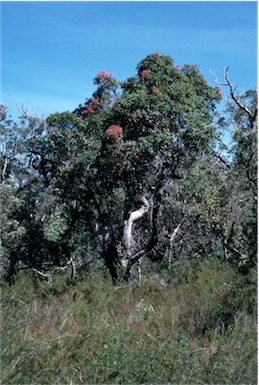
[1, 258, 257, 384]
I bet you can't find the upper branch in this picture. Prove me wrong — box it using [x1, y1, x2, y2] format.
[211, 68, 257, 127]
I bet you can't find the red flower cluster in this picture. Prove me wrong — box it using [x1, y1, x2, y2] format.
[214, 87, 223, 98]
[96, 70, 110, 78]
[106, 125, 123, 139]
[90, 97, 98, 103]
[217, 87, 223, 98]
[152, 52, 161, 57]
[141, 69, 151, 76]
[175, 65, 181, 70]
[85, 107, 93, 113]
[152, 88, 160, 94]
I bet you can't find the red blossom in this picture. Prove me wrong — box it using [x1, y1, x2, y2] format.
[175, 65, 181, 70]
[106, 125, 123, 139]
[78, 116, 83, 121]
[215, 87, 223, 97]
[90, 97, 98, 103]
[85, 107, 93, 113]
[96, 70, 109, 78]
[152, 52, 161, 57]
[152, 88, 160, 94]
[141, 69, 151, 76]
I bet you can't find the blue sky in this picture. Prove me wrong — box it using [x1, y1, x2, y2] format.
[1, 1, 258, 119]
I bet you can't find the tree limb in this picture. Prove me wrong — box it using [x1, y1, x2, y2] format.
[211, 68, 257, 127]
[32, 268, 53, 288]
[211, 149, 231, 169]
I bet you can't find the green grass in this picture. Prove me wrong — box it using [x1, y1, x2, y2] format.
[1, 259, 257, 384]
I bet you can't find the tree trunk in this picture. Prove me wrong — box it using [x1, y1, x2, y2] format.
[104, 242, 119, 284]
[168, 216, 185, 269]
[71, 253, 76, 282]
[122, 196, 149, 281]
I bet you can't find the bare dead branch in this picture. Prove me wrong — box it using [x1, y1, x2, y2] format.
[211, 149, 231, 169]
[210, 68, 257, 127]
[223, 71, 253, 118]
[16, 101, 39, 120]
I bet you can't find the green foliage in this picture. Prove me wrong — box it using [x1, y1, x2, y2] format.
[0, 181, 26, 261]
[43, 207, 68, 242]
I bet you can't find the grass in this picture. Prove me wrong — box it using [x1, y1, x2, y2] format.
[0, 259, 257, 384]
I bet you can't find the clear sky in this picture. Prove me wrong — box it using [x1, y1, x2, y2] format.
[1, 1, 258, 119]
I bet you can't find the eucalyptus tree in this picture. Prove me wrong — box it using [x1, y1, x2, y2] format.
[51, 53, 222, 283]
[3, 53, 238, 284]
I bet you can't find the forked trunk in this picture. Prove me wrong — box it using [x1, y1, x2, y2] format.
[122, 196, 149, 282]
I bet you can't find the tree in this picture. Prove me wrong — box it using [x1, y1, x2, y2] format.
[210, 69, 257, 273]
[68, 53, 221, 282]
[2, 54, 256, 286]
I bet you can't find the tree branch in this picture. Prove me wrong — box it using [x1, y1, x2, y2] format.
[223, 71, 255, 123]
[211, 149, 231, 169]
[32, 268, 53, 288]
[211, 68, 257, 127]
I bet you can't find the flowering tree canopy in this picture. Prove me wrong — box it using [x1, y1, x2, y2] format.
[24, 53, 224, 282]
[70, 52, 223, 281]
[1, 52, 256, 286]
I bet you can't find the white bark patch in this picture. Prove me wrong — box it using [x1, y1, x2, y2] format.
[123, 196, 150, 266]
[168, 216, 186, 269]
